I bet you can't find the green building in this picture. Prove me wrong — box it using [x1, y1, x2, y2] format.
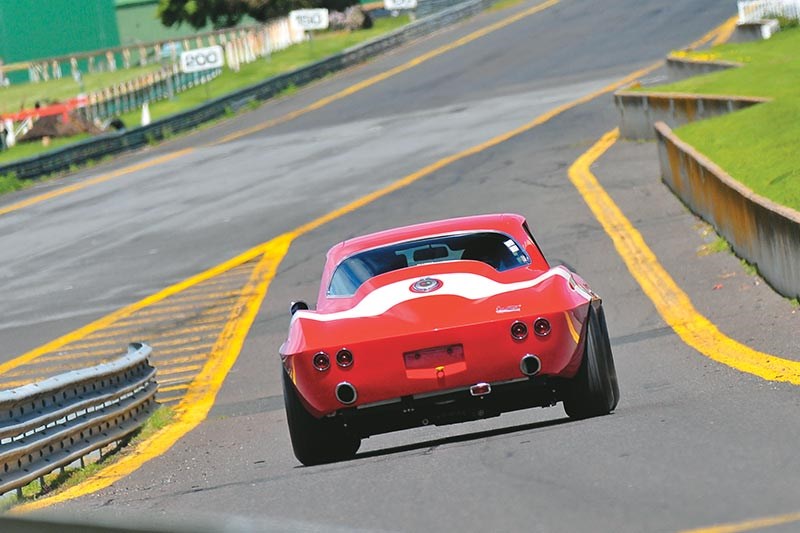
[0, 1, 120, 65]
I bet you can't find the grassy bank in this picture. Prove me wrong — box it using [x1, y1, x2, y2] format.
[643, 28, 800, 211]
[0, 64, 163, 115]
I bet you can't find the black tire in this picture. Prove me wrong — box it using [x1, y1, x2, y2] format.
[563, 304, 619, 419]
[596, 305, 620, 410]
[282, 368, 360, 466]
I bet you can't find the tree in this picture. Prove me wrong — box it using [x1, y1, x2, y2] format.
[158, 0, 321, 30]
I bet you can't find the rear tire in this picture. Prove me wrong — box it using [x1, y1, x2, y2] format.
[563, 305, 619, 419]
[282, 368, 360, 466]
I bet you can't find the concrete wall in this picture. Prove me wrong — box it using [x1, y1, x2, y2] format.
[656, 121, 800, 300]
[730, 19, 781, 43]
[614, 91, 768, 140]
[665, 56, 741, 83]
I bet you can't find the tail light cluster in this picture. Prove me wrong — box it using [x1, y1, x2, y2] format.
[510, 318, 551, 340]
[312, 348, 354, 371]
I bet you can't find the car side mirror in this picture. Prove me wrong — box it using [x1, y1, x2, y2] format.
[290, 301, 309, 316]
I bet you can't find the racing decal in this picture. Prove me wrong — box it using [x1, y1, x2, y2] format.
[410, 278, 443, 293]
[294, 266, 589, 323]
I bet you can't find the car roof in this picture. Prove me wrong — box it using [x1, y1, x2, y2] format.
[326, 213, 527, 265]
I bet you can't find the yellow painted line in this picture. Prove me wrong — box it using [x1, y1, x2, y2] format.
[0, 243, 267, 376]
[688, 15, 737, 49]
[8, 13, 740, 511]
[0, 0, 561, 220]
[155, 364, 203, 376]
[681, 511, 800, 533]
[158, 353, 209, 365]
[213, 0, 562, 145]
[65, 333, 213, 352]
[36, 341, 215, 363]
[94, 296, 238, 326]
[13, 234, 293, 512]
[149, 344, 215, 357]
[0, 378, 43, 389]
[0, 149, 193, 218]
[712, 16, 739, 46]
[158, 384, 190, 394]
[568, 129, 800, 384]
[157, 376, 194, 386]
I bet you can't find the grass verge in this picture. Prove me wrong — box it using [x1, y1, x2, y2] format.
[0, 65, 164, 115]
[0, 406, 174, 512]
[640, 27, 800, 211]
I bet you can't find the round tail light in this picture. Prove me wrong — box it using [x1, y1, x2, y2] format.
[312, 352, 330, 371]
[511, 321, 528, 340]
[336, 349, 354, 367]
[534, 318, 551, 337]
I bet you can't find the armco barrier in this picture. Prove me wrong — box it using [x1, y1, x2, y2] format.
[614, 90, 768, 140]
[0, 0, 492, 182]
[665, 56, 742, 82]
[656, 121, 800, 299]
[0, 343, 157, 497]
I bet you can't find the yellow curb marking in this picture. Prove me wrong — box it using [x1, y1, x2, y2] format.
[712, 16, 739, 46]
[568, 128, 800, 384]
[680, 511, 800, 533]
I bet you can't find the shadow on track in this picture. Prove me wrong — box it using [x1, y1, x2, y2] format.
[352, 416, 573, 461]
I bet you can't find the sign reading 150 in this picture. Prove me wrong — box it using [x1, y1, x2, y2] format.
[180, 46, 225, 73]
[290, 8, 330, 31]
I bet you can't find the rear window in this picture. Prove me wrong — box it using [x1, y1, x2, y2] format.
[328, 232, 529, 296]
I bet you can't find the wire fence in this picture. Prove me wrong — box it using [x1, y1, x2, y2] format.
[738, 0, 800, 22]
[78, 64, 221, 123]
[1, 18, 305, 85]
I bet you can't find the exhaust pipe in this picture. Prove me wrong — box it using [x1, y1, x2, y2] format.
[520, 354, 541, 376]
[335, 382, 358, 405]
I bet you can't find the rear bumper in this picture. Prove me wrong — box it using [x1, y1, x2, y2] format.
[284, 308, 588, 417]
[340, 375, 561, 437]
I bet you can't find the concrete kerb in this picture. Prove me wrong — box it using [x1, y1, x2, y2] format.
[614, 90, 768, 140]
[0, 0, 493, 181]
[665, 55, 742, 83]
[655, 121, 800, 300]
[732, 19, 781, 42]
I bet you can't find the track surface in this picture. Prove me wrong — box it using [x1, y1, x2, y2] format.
[2, 0, 799, 531]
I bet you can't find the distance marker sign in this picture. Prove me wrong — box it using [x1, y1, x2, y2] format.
[289, 9, 330, 31]
[180, 46, 224, 73]
[384, 0, 417, 9]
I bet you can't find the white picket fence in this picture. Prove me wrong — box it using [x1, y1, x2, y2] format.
[738, 0, 800, 22]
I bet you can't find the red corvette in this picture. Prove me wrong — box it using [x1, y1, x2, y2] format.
[280, 213, 619, 465]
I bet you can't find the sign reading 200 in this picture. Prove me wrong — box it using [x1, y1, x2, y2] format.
[180, 46, 225, 74]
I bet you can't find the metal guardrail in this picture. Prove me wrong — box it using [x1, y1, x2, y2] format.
[0, 0, 492, 182]
[0, 343, 157, 497]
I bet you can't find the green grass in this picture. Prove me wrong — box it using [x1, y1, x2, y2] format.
[0, 64, 163, 114]
[0, 406, 174, 511]
[0, 134, 91, 164]
[119, 16, 410, 127]
[698, 235, 731, 256]
[641, 27, 800, 211]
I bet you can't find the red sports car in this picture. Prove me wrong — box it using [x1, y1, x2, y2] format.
[280, 213, 619, 465]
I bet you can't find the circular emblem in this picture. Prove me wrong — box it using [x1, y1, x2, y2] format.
[410, 277, 443, 293]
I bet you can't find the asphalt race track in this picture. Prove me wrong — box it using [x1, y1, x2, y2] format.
[2, 0, 799, 531]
